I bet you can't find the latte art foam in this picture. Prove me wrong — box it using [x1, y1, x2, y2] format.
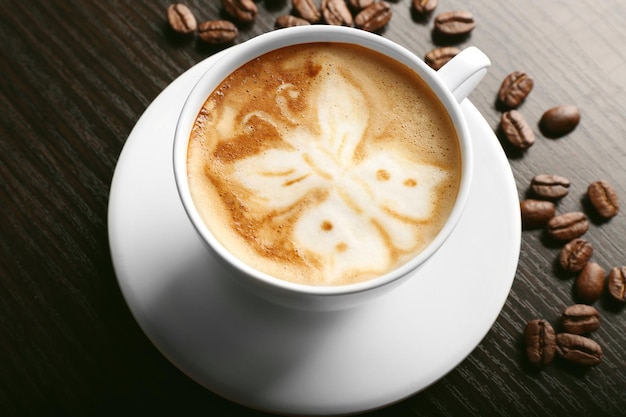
[187, 43, 461, 286]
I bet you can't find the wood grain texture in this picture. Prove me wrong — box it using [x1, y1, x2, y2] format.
[1, 0, 625, 415]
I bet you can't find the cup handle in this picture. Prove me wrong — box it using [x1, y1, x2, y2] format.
[437, 46, 491, 103]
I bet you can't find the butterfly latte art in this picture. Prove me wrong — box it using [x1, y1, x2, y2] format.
[187, 43, 461, 286]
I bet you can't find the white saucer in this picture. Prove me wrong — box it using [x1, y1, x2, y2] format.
[108, 51, 521, 416]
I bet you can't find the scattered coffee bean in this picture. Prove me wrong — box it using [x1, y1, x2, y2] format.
[501, 110, 535, 150]
[530, 174, 570, 200]
[520, 199, 555, 229]
[412, 0, 438, 15]
[167, 3, 198, 34]
[547, 212, 588, 241]
[222, 0, 258, 23]
[433, 10, 476, 37]
[322, 0, 354, 26]
[555, 333, 602, 366]
[539, 105, 580, 137]
[424, 47, 459, 70]
[347, 0, 374, 12]
[275, 15, 311, 28]
[561, 304, 600, 334]
[497, 71, 534, 109]
[293, 0, 322, 23]
[559, 238, 593, 273]
[525, 319, 556, 366]
[197, 20, 239, 44]
[575, 262, 605, 304]
[587, 180, 620, 219]
[354, 1, 392, 32]
[607, 266, 626, 303]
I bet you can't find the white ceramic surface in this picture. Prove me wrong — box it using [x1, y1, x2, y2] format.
[108, 50, 520, 416]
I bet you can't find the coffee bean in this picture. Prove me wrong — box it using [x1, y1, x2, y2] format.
[293, 0, 322, 23]
[275, 15, 311, 29]
[525, 319, 556, 366]
[587, 180, 620, 219]
[540, 105, 580, 137]
[412, 0, 438, 15]
[222, 0, 258, 23]
[561, 304, 600, 334]
[322, 0, 354, 26]
[501, 110, 535, 150]
[575, 262, 605, 304]
[197, 20, 238, 44]
[530, 174, 570, 200]
[498, 71, 534, 109]
[555, 333, 602, 366]
[559, 238, 593, 273]
[347, 0, 374, 12]
[354, 1, 392, 32]
[424, 47, 459, 70]
[166, 3, 197, 34]
[520, 199, 555, 229]
[434, 11, 476, 36]
[607, 266, 626, 303]
[547, 212, 589, 241]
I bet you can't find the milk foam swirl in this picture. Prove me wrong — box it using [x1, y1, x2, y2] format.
[187, 43, 460, 286]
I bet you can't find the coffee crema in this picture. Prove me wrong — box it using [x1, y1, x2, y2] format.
[187, 42, 461, 286]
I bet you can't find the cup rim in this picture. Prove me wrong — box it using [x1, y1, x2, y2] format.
[173, 25, 473, 297]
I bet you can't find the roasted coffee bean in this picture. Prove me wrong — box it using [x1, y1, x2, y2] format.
[524, 319, 556, 366]
[424, 47, 459, 70]
[434, 11, 476, 36]
[501, 110, 535, 150]
[293, 0, 322, 23]
[561, 304, 600, 334]
[275, 15, 311, 28]
[322, 0, 353, 26]
[587, 180, 620, 219]
[520, 199, 555, 229]
[197, 20, 238, 44]
[555, 333, 602, 366]
[530, 174, 570, 200]
[347, 0, 374, 12]
[355, 2, 392, 32]
[222, 0, 258, 23]
[413, 0, 438, 14]
[540, 105, 580, 137]
[497, 71, 534, 109]
[575, 262, 605, 304]
[607, 266, 626, 302]
[547, 212, 588, 241]
[167, 3, 197, 34]
[559, 238, 593, 273]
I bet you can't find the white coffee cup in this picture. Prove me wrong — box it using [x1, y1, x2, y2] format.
[174, 26, 490, 311]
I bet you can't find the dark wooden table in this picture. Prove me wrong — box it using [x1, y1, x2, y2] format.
[2, 1, 625, 415]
